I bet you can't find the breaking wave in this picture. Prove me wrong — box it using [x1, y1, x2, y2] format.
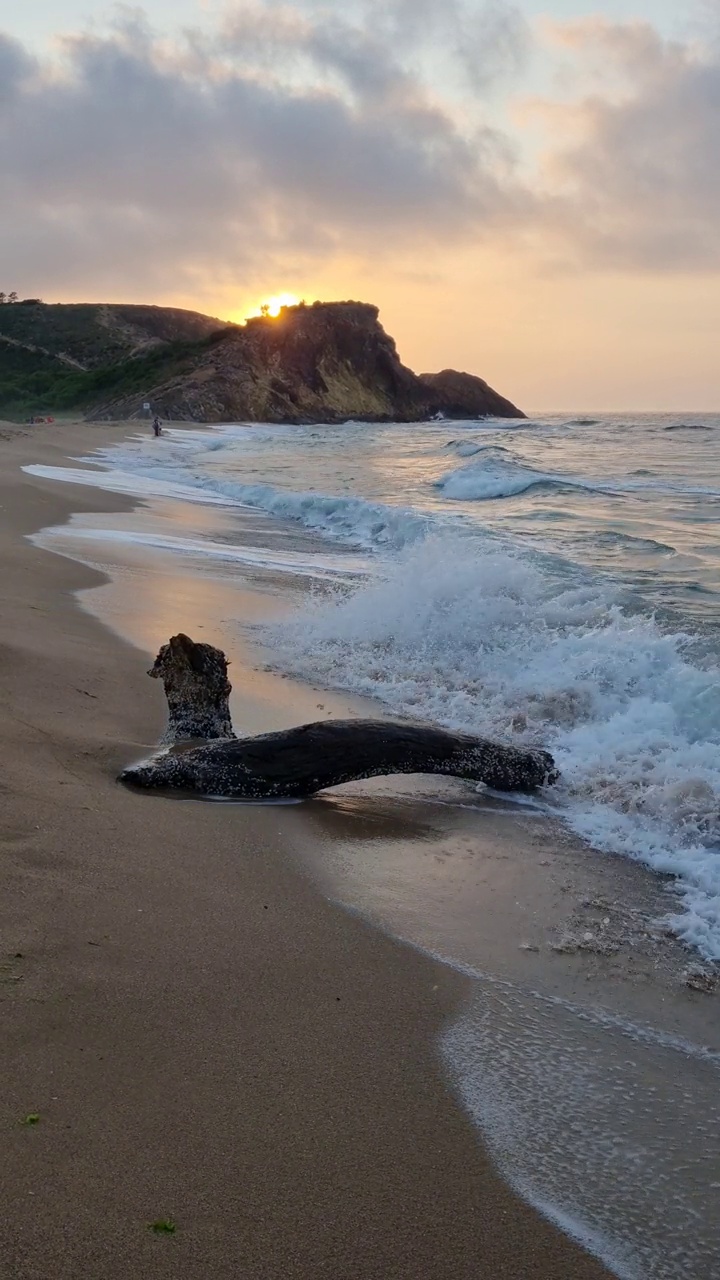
[436, 454, 597, 501]
[436, 452, 720, 504]
[266, 538, 720, 959]
[25, 460, 434, 551]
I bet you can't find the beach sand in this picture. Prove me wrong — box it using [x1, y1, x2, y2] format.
[0, 419, 616, 1278]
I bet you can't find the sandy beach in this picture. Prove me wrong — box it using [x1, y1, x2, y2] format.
[0, 418, 619, 1278]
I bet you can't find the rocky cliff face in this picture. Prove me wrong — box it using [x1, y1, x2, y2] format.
[0, 298, 524, 422]
[89, 301, 524, 423]
[419, 369, 522, 420]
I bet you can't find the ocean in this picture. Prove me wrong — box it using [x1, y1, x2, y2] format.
[28, 411, 720, 958]
[25, 412, 720, 1278]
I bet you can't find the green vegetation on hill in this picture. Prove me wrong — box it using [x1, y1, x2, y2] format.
[0, 302, 122, 366]
[0, 301, 227, 368]
[0, 298, 524, 422]
[0, 301, 233, 419]
[0, 335, 215, 420]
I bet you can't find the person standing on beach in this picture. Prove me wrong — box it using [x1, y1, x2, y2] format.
[152, 415, 162, 437]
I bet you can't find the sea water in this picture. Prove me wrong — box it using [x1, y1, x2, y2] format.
[26, 413, 720, 1276]
[27, 412, 720, 957]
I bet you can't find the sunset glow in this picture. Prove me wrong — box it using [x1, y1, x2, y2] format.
[3, 0, 718, 409]
[247, 293, 301, 320]
[4, 5, 720, 1265]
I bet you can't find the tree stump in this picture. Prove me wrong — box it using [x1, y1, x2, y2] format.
[125, 635, 559, 800]
[150, 633, 235, 744]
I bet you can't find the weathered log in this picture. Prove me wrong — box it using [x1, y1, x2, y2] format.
[121, 717, 558, 799]
[122, 634, 558, 799]
[150, 633, 235, 744]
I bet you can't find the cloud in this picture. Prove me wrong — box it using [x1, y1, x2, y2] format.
[456, 1, 530, 89]
[531, 19, 720, 270]
[0, 3, 526, 300]
[0, 5, 719, 306]
[0, 32, 36, 103]
[225, 0, 529, 86]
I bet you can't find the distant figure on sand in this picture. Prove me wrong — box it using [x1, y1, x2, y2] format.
[152, 415, 162, 437]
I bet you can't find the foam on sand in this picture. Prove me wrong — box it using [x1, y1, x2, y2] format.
[443, 969, 720, 1280]
[25, 458, 434, 551]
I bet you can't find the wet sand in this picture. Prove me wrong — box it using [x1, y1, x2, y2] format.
[0, 420, 615, 1278]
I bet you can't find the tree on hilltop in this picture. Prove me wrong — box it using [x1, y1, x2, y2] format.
[8, 292, 18, 303]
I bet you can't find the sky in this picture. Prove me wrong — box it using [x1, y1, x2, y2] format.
[1, 0, 718, 410]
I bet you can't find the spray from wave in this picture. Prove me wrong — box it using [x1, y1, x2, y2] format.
[265, 538, 720, 959]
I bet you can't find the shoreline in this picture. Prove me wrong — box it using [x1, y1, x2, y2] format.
[1, 421, 615, 1277]
[28, 428, 719, 1017]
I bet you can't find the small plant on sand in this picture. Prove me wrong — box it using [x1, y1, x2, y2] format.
[20, 1113, 41, 1126]
[148, 1219, 176, 1236]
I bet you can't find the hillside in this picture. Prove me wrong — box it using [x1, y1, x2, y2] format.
[0, 301, 229, 420]
[0, 301, 225, 368]
[0, 300, 524, 422]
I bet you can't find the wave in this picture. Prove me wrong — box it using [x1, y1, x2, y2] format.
[40, 522, 367, 582]
[445, 440, 486, 458]
[445, 440, 513, 458]
[25, 448, 600, 530]
[23, 462, 241, 507]
[437, 455, 720, 504]
[27, 437, 720, 567]
[664, 423, 713, 432]
[208, 481, 434, 549]
[24, 458, 435, 552]
[436, 456, 597, 502]
[265, 538, 720, 959]
[444, 418, 543, 432]
[26, 429, 720, 956]
[587, 531, 676, 555]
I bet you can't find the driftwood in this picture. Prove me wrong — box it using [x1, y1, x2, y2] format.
[150, 633, 234, 744]
[121, 634, 558, 800]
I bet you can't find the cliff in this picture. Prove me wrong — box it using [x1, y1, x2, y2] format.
[88, 303, 524, 423]
[419, 369, 522, 421]
[0, 299, 524, 422]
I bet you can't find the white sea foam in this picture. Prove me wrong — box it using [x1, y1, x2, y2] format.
[442, 974, 720, 1280]
[24, 427, 720, 955]
[24, 459, 435, 550]
[23, 417, 720, 1279]
[24, 462, 240, 507]
[207, 481, 431, 548]
[24, 431, 720, 554]
[37, 523, 367, 582]
[437, 451, 720, 503]
[437, 457, 567, 500]
[436, 446, 612, 501]
[267, 538, 720, 958]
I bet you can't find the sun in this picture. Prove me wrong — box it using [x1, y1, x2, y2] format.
[248, 292, 301, 319]
[266, 292, 300, 316]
